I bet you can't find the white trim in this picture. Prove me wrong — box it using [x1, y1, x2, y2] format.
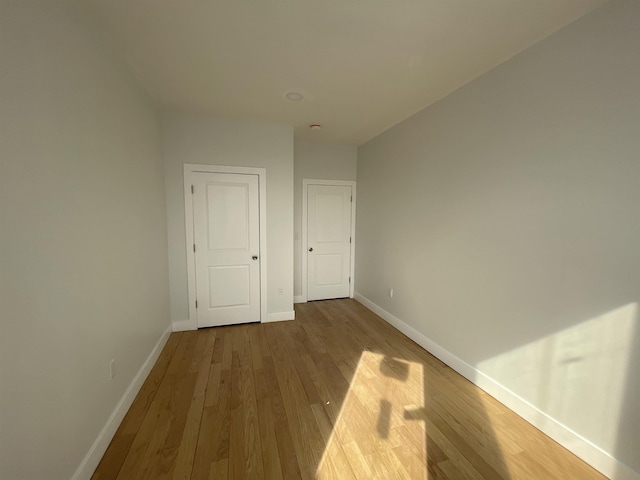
[263, 310, 296, 323]
[184, 164, 267, 327]
[72, 325, 172, 480]
[353, 292, 640, 480]
[301, 179, 356, 302]
[172, 319, 197, 332]
[293, 295, 306, 304]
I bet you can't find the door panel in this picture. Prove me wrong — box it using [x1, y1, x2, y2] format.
[208, 265, 250, 308]
[308, 184, 352, 300]
[193, 172, 260, 327]
[207, 183, 250, 250]
[315, 254, 344, 286]
[315, 193, 344, 242]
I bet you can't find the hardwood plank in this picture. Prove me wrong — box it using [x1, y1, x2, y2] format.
[192, 329, 233, 479]
[263, 324, 325, 479]
[256, 338, 301, 479]
[171, 329, 216, 479]
[250, 329, 284, 480]
[229, 327, 264, 479]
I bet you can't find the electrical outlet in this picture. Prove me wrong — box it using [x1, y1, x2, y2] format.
[388, 288, 394, 298]
[109, 359, 117, 380]
[278, 287, 284, 296]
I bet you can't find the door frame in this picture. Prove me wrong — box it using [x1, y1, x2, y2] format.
[301, 179, 356, 302]
[184, 164, 267, 328]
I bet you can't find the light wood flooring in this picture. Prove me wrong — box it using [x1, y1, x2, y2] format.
[92, 299, 607, 479]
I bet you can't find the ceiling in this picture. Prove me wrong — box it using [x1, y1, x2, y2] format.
[90, 0, 606, 146]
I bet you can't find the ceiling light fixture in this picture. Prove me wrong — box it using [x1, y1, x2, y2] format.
[285, 92, 304, 101]
[309, 124, 322, 130]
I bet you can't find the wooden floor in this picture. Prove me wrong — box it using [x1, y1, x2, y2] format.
[92, 299, 607, 480]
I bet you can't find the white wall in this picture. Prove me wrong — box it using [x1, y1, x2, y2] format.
[163, 113, 294, 325]
[356, 0, 640, 477]
[294, 141, 357, 299]
[0, 3, 170, 480]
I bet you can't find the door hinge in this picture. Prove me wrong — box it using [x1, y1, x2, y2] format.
[193, 244, 196, 252]
[349, 276, 351, 283]
[191, 185, 194, 194]
[351, 195, 353, 202]
[350, 236, 352, 244]
[195, 299, 198, 308]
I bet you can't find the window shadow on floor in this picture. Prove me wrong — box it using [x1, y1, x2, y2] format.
[301, 299, 512, 479]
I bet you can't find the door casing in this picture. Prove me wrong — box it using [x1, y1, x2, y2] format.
[184, 164, 267, 328]
[302, 179, 356, 302]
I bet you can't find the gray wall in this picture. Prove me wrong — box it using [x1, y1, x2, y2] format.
[356, 0, 640, 474]
[163, 113, 294, 324]
[294, 141, 357, 299]
[0, 3, 170, 479]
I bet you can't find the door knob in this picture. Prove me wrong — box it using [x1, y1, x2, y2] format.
[308, 248, 313, 252]
[252, 255, 258, 260]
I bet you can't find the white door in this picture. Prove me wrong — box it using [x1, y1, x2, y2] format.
[192, 172, 260, 327]
[307, 184, 352, 301]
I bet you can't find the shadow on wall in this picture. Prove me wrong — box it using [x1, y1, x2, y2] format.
[474, 303, 639, 476]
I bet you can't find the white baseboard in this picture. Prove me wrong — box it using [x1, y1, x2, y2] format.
[354, 292, 640, 480]
[71, 324, 172, 480]
[263, 310, 296, 323]
[172, 319, 197, 332]
[294, 295, 306, 304]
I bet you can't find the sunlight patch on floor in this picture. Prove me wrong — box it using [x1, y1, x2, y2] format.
[316, 351, 427, 479]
